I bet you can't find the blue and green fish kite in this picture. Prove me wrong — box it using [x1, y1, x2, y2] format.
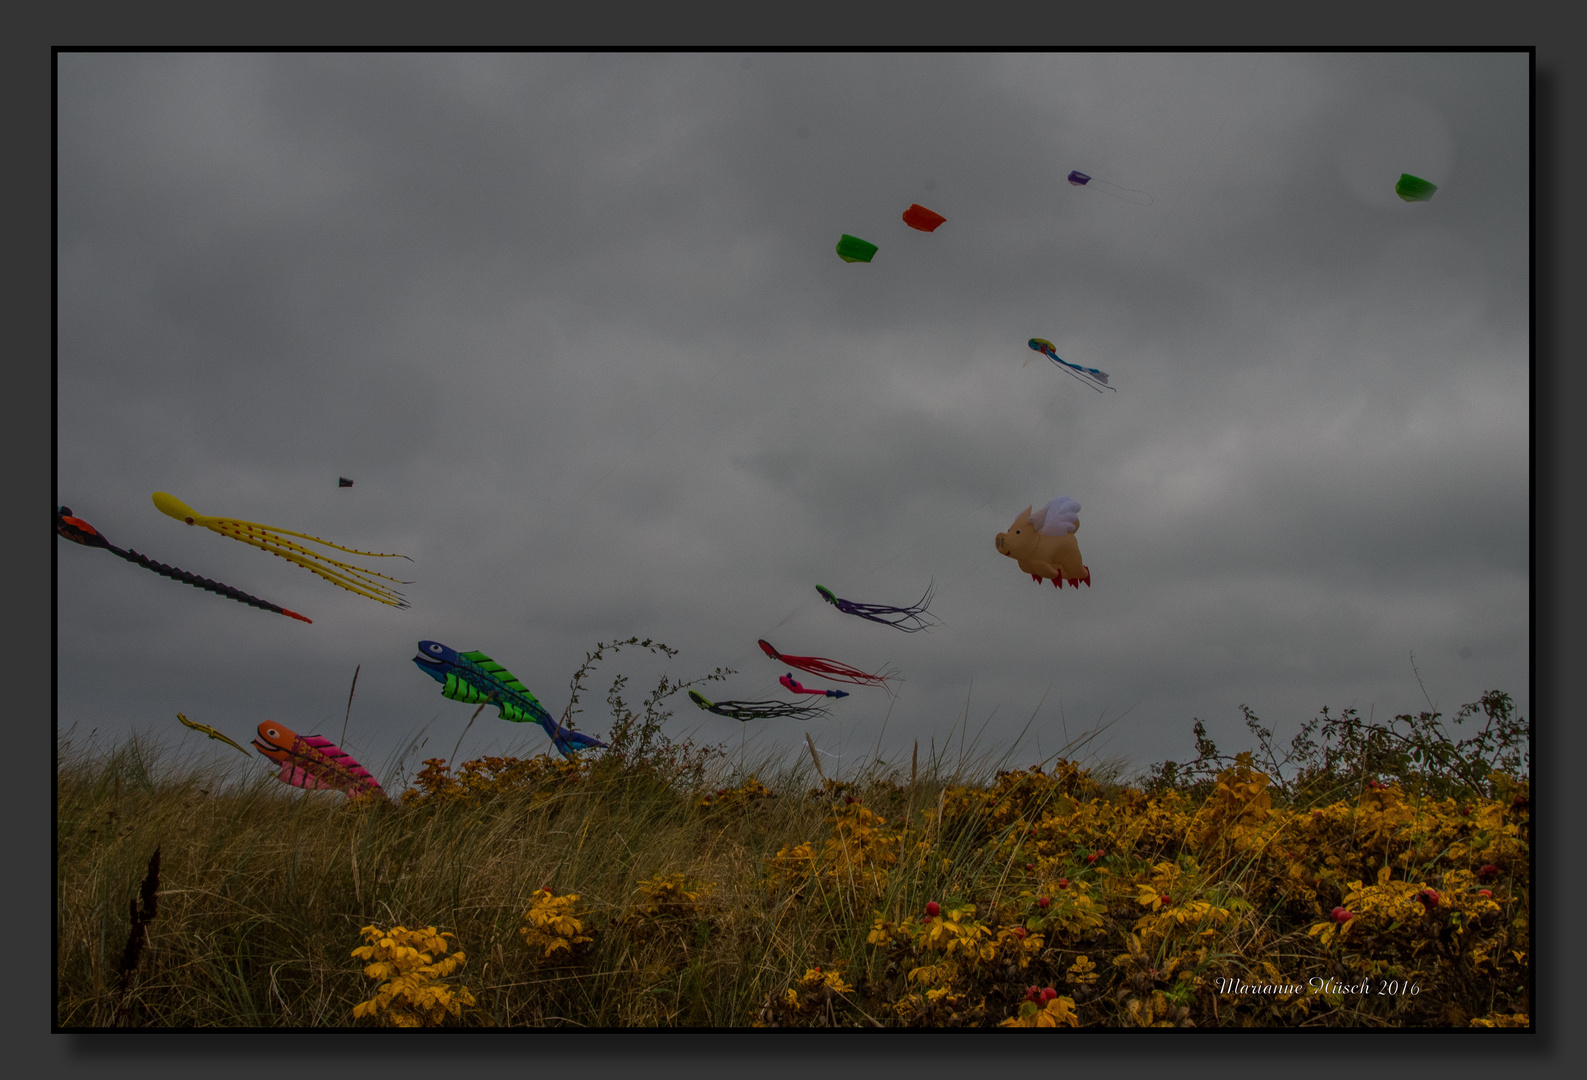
[412, 640, 608, 758]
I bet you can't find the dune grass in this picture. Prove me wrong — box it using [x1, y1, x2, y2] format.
[56, 657, 1530, 1030]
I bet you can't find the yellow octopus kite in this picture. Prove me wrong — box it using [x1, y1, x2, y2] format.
[152, 492, 412, 608]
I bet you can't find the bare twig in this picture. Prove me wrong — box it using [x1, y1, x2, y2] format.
[450, 702, 492, 766]
[340, 664, 361, 747]
[806, 733, 827, 783]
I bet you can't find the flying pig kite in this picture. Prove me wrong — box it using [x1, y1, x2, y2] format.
[816, 582, 938, 633]
[1027, 338, 1113, 393]
[56, 506, 311, 622]
[412, 640, 607, 759]
[758, 639, 896, 690]
[995, 497, 1091, 589]
[152, 492, 411, 608]
[688, 689, 830, 723]
[1066, 170, 1154, 206]
[252, 720, 386, 800]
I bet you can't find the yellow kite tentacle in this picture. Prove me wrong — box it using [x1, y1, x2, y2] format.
[206, 518, 410, 561]
[152, 492, 412, 608]
[217, 529, 408, 606]
[217, 530, 410, 600]
[210, 522, 413, 585]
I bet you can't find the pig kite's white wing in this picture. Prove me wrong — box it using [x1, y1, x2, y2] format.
[1030, 497, 1080, 536]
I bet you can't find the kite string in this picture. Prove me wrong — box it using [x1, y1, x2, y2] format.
[847, 344, 1059, 604]
[869, 58, 1274, 616]
[1115, 54, 1265, 299]
[911, 62, 1268, 608]
[684, 65, 1263, 707]
[520, 353, 748, 563]
[114, 409, 232, 488]
[639, 67, 1269, 750]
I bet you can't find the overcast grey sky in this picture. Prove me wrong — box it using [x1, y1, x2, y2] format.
[55, 52, 1530, 787]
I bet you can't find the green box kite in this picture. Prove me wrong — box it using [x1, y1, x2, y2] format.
[835, 234, 878, 263]
[1395, 173, 1438, 202]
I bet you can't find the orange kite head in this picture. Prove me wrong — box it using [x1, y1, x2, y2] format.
[252, 720, 299, 762]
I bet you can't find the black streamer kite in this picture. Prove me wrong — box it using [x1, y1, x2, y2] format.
[56, 506, 312, 623]
[688, 690, 829, 723]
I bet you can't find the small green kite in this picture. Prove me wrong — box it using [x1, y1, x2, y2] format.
[1395, 174, 1438, 202]
[835, 234, 878, 263]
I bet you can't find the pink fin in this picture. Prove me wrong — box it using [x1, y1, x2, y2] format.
[284, 734, 384, 796]
[277, 761, 337, 790]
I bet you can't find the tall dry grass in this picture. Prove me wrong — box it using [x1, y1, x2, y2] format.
[56, 683, 1529, 1029]
[56, 718, 1056, 1027]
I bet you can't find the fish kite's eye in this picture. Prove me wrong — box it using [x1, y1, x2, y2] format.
[184, 517, 195, 524]
[428, 643, 443, 653]
[266, 727, 280, 739]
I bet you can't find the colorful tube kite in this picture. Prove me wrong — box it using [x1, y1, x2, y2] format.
[688, 689, 829, 723]
[152, 492, 411, 608]
[56, 506, 311, 622]
[252, 720, 385, 799]
[1027, 338, 1114, 393]
[816, 582, 938, 633]
[757, 639, 896, 689]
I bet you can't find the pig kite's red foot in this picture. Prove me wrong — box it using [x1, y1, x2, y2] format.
[1066, 577, 1079, 588]
[1031, 574, 1041, 584]
[1053, 577, 1063, 588]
